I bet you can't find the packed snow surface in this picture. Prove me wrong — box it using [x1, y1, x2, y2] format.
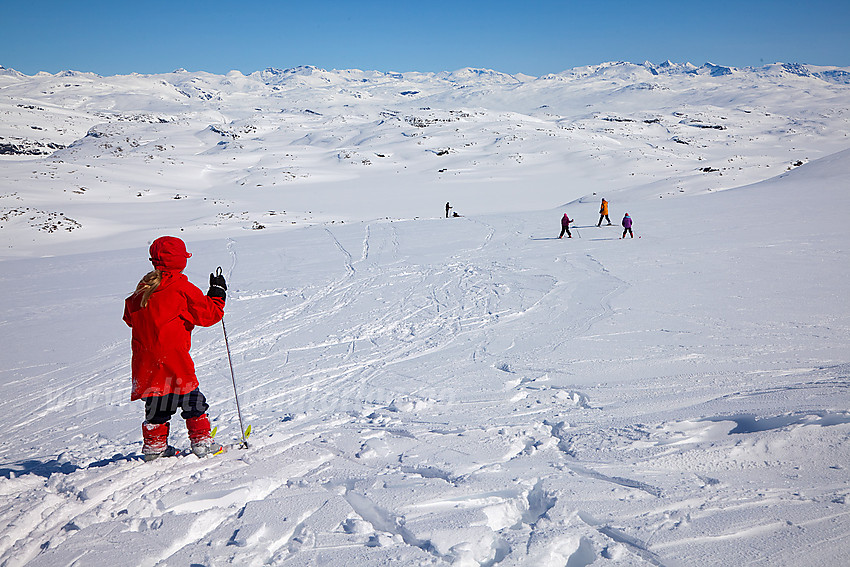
[1, 60, 849, 566]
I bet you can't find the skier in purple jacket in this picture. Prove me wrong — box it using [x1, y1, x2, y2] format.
[621, 213, 633, 239]
[559, 213, 573, 238]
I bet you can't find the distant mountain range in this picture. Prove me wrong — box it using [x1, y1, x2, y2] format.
[3, 60, 850, 84]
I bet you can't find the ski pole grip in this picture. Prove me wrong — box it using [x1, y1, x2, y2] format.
[216, 266, 223, 277]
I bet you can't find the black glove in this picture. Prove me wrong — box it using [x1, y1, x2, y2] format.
[208, 269, 227, 299]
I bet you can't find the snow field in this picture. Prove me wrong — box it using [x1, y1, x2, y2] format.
[0, 62, 849, 565]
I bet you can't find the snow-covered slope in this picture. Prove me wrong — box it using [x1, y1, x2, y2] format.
[0, 61, 849, 566]
[2, 61, 849, 259]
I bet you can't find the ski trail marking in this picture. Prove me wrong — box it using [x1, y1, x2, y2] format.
[325, 227, 355, 276]
[597, 525, 668, 567]
[226, 237, 237, 280]
[566, 462, 663, 497]
[360, 222, 370, 263]
[343, 489, 447, 562]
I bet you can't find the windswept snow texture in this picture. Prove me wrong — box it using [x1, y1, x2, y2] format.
[1, 61, 850, 566]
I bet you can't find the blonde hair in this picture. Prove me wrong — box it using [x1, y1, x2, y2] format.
[134, 269, 162, 308]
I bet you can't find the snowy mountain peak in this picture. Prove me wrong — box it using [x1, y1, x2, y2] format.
[0, 65, 25, 78]
[780, 62, 813, 76]
[440, 67, 522, 84]
[55, 69, 101, 78]
[252, 65, 347, 87]
[702, 62, 734, 76]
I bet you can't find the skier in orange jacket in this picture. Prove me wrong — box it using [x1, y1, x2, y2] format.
[597, 198, 611, 227]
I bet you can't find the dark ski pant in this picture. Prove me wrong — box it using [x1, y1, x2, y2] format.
[558, 226, 571, 238]
[143, 388, 209, 424]
[597, 215, 611, 226]
[622, 227, 633, 238]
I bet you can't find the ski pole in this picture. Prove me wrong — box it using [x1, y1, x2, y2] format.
[218, 267, 249, 449]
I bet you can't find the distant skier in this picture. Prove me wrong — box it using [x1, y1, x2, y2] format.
[446, 202, 452, 218]
[621, 213, 633, 238]
[123, 236, 228, 461]
[558, 213, 573, 238]
[597, 198, 611, 227]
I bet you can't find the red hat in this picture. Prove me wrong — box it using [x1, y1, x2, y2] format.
[149, 236, 192, 271]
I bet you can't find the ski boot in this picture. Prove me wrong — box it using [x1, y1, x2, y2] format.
[186, 414, 225, 457]
[144, 446, 179, 462]
[190, 441, 226, 458]
[142, 421, 178, 461]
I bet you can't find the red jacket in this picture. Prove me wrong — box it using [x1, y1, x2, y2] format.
[123, 270, 225, 400]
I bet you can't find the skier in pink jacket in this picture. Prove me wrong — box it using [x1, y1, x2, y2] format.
[558, 213, 573, 238]
[621, 213, 633, 238]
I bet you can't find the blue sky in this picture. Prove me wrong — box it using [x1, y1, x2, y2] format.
[3, 0, 848, 76]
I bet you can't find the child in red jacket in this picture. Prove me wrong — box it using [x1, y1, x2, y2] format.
[123, 236, 227, 461]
